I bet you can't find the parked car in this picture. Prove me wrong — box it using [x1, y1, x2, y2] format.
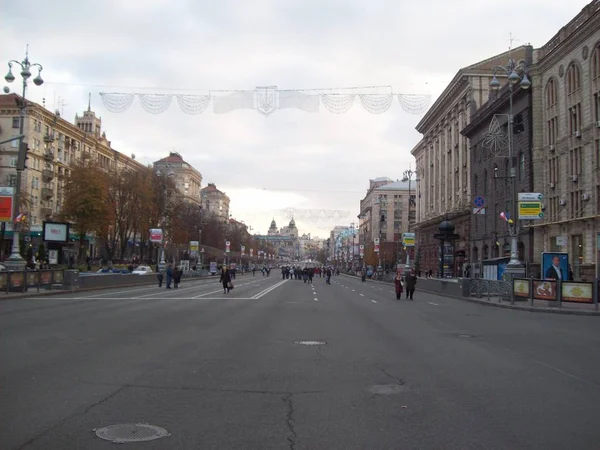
[131, 265, 153, 275]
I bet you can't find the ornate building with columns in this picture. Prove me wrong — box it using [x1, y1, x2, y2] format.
[411, 46, 529, 277]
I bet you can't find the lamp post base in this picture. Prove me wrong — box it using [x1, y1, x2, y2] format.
[503, 262, 526, 280]
[4, 254, 26, 271]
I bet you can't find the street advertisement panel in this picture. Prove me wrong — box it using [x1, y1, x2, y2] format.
[541, 252, 569, 281]
[150, 228, 163, 243]
[532, 280, 557, 301]
[225, 241, 230, 253]
[0, 187, 14, 222]
[359, 244, 364, 257]
[209, 261, 217, 274]
[43, 221, 69, 243]
[561, 281, 593, 304]
[402, 232, 415, 247]
[241, 245, 245, 255]
[513, 278, 530, 298]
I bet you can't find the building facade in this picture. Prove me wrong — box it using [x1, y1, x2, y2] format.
[153, 152, 202, 205]
[412, 46, 530, 277]
[358, 178, 416, 268]
[200, 183, 230, 221]
[461, 83, 534, 275]
[530, 0, 600, 280]
[257, 217, 299, 259]
[0, 94, 145, 257]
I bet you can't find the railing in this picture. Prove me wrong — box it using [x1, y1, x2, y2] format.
[0, 269, 65, 294]
[468, 279, 512, 302]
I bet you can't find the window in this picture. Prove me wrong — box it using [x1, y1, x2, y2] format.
[568, 104, 581, 135]
[519, 152, 525, 182]
[10, 157, 17, 167]
[8, 174, 16, 187]
[12, 117, 20, 128]
[570, 190, 583, 219]
[11, 138, 18, 148]
[570, 147, 582, 177]
[593, 45, 600, 81]
[566, 64, 581, 95]
[545, 79, 557, 107]
[596, 140, 600, 170]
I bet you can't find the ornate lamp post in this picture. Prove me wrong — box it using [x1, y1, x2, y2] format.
[4, 48, 44, 270]
[402, 166, 415, 270]
[489, 56, 531, 275]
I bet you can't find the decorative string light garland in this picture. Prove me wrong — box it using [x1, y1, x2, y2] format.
[99, 85, 431, 116]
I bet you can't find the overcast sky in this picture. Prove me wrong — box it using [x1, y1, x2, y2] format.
[1, 0, 590, 238]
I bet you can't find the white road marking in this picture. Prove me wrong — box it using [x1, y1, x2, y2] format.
[371, 300, 377, 303]
[359, 293, 365, 297]
[428, 302, 439, 306]
[352, 289, 355, 292]
[252, 279, 289, 299]
[314, 298, 318, 301]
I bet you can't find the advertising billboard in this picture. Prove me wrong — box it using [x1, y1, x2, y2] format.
[43, 222, 69, 243]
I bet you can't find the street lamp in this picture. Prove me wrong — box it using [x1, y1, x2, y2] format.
[489, 56, 530, 274]
[402, 166, 415, 270]
[4, 48, 44, 270]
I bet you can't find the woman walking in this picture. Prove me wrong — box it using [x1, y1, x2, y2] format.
[220, 265, 232, 294]
[394, 271, 403, 300]
[404, 269, 417, 300]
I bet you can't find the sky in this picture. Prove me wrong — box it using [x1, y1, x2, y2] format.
[1, 0, 591, 238]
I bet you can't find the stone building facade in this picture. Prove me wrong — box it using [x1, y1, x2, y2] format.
[412, 46, 529, 277]
[153, 152, 202, 206]
[461, 83, 534, 273]
[200, 183, 230, 222]
[0, 94, 145, 256]
[530, 0, 600, 280]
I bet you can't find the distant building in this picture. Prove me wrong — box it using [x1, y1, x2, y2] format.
[153, 152, 202, 205]
[258, 218, 299, 260]
[201, 183, 230, 221]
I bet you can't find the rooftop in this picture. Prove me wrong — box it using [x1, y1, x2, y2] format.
[376, 180, 414, 191]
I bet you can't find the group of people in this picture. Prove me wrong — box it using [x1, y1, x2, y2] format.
[157, 264, 183, 289]
[394, 269, 418, 300]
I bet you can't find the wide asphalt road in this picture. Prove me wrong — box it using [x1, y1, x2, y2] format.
[2, 273, 600, 449]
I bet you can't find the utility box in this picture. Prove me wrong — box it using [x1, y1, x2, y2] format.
[63, 270, 79, 291]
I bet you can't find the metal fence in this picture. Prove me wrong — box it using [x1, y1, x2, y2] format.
[468, 279, 513, 303]
[0, 269, 65, 294]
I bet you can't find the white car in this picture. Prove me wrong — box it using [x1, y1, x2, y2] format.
[131, 265, 153, 275]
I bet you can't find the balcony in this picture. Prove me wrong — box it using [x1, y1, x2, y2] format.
[44, 151, 54, 161]
[40, 207, 52, 217]
[42, 169, 54, 181]
[41, 188, 53, 199]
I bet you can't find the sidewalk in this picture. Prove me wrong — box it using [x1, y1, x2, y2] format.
[340, 273, 600, 316]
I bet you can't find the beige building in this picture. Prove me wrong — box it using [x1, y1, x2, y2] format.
[0, 94, 144, 255]
[201, 183, 230, 221]
[530, 1, 600, 279]
[153, 152, 202, 205]
[411, 46, 529, 276]
[358, 178, 416, 263]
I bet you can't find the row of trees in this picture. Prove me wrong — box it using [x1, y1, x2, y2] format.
[60, 156, 277, 264]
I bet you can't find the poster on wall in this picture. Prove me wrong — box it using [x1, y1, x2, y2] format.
[532, 280, 557, 301]
[541, 252, 569, 281]
[43, 222, 69, 243]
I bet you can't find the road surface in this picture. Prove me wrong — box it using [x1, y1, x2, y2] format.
[2, 273, 600, 449]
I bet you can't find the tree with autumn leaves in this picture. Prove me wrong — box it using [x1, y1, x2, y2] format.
[61, 157, 277, 264]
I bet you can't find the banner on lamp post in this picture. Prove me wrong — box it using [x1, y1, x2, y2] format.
[241, 245, 245, 255]
[225, 241, 230, 253]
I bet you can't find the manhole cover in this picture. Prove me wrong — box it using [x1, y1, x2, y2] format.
[294, 340, 326, 346]
[94, 423, 171, 443]
[368, 384, 408, 395]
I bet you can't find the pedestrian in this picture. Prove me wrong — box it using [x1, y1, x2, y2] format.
[394, 271, 403, 300]
[166, 263, 173, 289]
[173, 266, 182, 289]
[325, 267, 332, 285]
[157, 265, 164, 288]
[220, 265, 232, 294]
[404, 269, 417, 300]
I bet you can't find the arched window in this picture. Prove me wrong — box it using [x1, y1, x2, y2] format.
[519, 152, 525, 182]
[566, 63, 581, 95]
[566, 64, 582, 135]
[592, 44, 600, 123]
[545, 79, 557, 108]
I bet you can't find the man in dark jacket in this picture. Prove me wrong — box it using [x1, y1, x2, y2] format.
[166, 264, 173, 289]
[404, 269, 417, 300]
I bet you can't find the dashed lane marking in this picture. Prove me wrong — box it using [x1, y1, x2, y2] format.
[371, 300, 377, 303]
[428, 302, 439, 306]
[314, 298, 318, 301]
[359, 293, 365, 297]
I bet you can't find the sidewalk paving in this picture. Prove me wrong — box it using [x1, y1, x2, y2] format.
[341, 273, 600, 316]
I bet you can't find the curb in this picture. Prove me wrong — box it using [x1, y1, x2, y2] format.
[0, 275, 220, 301]
[340, 273, 600, 316]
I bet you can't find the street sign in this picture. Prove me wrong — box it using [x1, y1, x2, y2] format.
[473, 195, 485, 208]
[518, 202, 543, 220]
[150, 228, 163, 243]
[225, 240, 230, 252]
[472, 207, 486, 215]
[402, 232, 415, 247]
[0, 195, 13, 223]
[518, 193, 543, 201]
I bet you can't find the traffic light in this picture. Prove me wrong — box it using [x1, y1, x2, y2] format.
[17, 141, 29, 170]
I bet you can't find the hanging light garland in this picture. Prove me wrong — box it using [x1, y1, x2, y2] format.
[99, 85, 431, 116]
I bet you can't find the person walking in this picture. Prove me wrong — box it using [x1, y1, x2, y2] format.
[173, 266, 182, 289]
[220, 265, 232, 294]
[394, 271, 403, 300]
[404, 269, 417, 300]
[165, 263, 173, 289]
[156, 265, 164, 288]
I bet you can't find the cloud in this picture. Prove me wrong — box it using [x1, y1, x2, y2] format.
[1, 0, 592, 237]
